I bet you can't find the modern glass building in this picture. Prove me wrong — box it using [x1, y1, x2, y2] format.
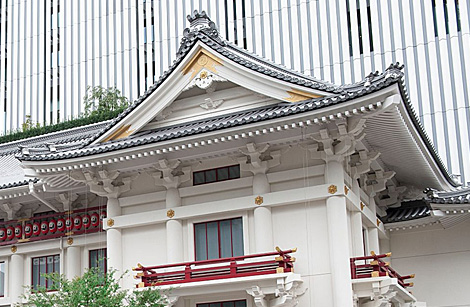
[0, 0, 469, 182]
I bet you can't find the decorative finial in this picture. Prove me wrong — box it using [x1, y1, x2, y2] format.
[187, 10, 215, 32]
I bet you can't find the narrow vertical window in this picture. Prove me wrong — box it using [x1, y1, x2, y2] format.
[89, 248, 107, 276]
[454, 0, 461, 32]
[366, 0, 374, 52]
[346, 0, 353, 57]
[233, 0, 238, 45]
[241, 0, 247, 48]
[356, 0, 364, 54]
[431, 0, 439, 37]
[0, 262, 5, 297]
[443, 0, 450, 35]
[224, 0, 229, 39]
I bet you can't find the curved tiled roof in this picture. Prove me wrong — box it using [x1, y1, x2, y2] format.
[18, 64, 403, 162]
[425, 187, 470, 204]
[384, 200, 431, 224]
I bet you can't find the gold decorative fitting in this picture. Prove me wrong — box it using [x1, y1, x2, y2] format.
[102, 124, 135, 142]
[276, 267, 285, 274]
[67, 237, 74, 246]
[275, 246, 281, 253]
[285, 89, 322, 102]
[328, 184, 338, 194]
[409, 282, 414, 287]
[199, 70, 208, 79]
[107, 218, 115, 227]
[181, 48, 223, 79]
[344, 186, 349, 195]
[137, 263, 143, 268]
[138, 282, 145, 288]
[360, 202, 365, 210]
[410, 274, 415, 278]
[167, 209, 175, 218]
[371, 271, 380, 277]
[291, 247, 298, 253]
[11, 246, 17, 253]
[386, 252, 392, 257]
[377, 219, 382, 227]
[255, 196, 264, 205]
[370, 251, 376, 256]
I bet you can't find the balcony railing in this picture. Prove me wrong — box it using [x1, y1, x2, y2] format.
[133, 247, 296, 287]
[350, 252, 414, 288]
[0, 206, 106, 246]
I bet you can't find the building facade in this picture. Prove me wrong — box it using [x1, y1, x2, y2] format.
[0, 0, 469, 184]
[0, 11, 467, 307]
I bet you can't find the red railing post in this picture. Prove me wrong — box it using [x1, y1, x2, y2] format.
[184, 264, 191, 281]
[350, 258, 357, 279]
[230, 259, 237, 276]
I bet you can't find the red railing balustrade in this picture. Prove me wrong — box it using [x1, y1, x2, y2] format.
[350, 252, 415, 288]
[0, 206, 106, 246]
[133, 247, 297, 287]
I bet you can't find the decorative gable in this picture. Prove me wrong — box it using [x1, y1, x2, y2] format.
[94, 11, 335, 144]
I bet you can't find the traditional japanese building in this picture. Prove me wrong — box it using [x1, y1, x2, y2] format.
[0, 11, 467, 307]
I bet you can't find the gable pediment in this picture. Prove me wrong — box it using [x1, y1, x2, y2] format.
[94, 39, 332, 144]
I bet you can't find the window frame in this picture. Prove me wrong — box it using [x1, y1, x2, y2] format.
[31, 254, 60, 291]
[88, 248, 107, 274]
[0, 261, 5, 297]
[196, 299, 247, 307]
[193, 165, 240, 186]
[194, 217, 244, 261]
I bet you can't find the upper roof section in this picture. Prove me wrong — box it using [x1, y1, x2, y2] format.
[75, 10, 342, 145]
[7, 11, 459, 194]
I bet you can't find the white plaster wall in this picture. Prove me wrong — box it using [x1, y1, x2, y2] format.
[390, 219, 470, 307]
[121, 224, 167, 290]
[271, 200, 333, 306]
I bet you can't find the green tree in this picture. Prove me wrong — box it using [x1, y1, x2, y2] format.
[17, 268, 168, 307]
[83, 85, 130, 117]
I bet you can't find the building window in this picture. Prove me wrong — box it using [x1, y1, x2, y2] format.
[197, 300, 247, 307]
[89, 248, 107, 275]
[195, 217, 244, 261]
[0, 262, 4, 297]
[193, 165, 240, 185]
[32, 255, 60, 290]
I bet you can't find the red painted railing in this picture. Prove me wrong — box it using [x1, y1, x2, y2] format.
[350, 252, 414, 288]
[0, 206, 106, 246]
[133, 247, 296, 287]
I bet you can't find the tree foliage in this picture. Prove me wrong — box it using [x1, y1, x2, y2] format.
[0, 85, 130, 145]
[83, 85, 130, 116]
[16, 268, 168, 307]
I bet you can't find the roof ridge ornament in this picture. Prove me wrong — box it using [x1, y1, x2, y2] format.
[177, 10, 225, 59]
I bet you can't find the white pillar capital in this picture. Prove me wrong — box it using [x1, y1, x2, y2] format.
[239, 142, 281, 175]
[152, 159, 191, 189]
[364, 170, 396, 197]
[71, 168, 136, 198]
[309, 118, 366, 163]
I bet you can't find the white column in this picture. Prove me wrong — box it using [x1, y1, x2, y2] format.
[166, 187, 184, 263]
[10, 253, 24, 305]
[351, 212, 364, 257]
[66, 246, 81, 279]
[368, 227, 380, 255]
[106, 197, 122, 277]
[253, 173, 273, 253]
[326, 160, 353, 307]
